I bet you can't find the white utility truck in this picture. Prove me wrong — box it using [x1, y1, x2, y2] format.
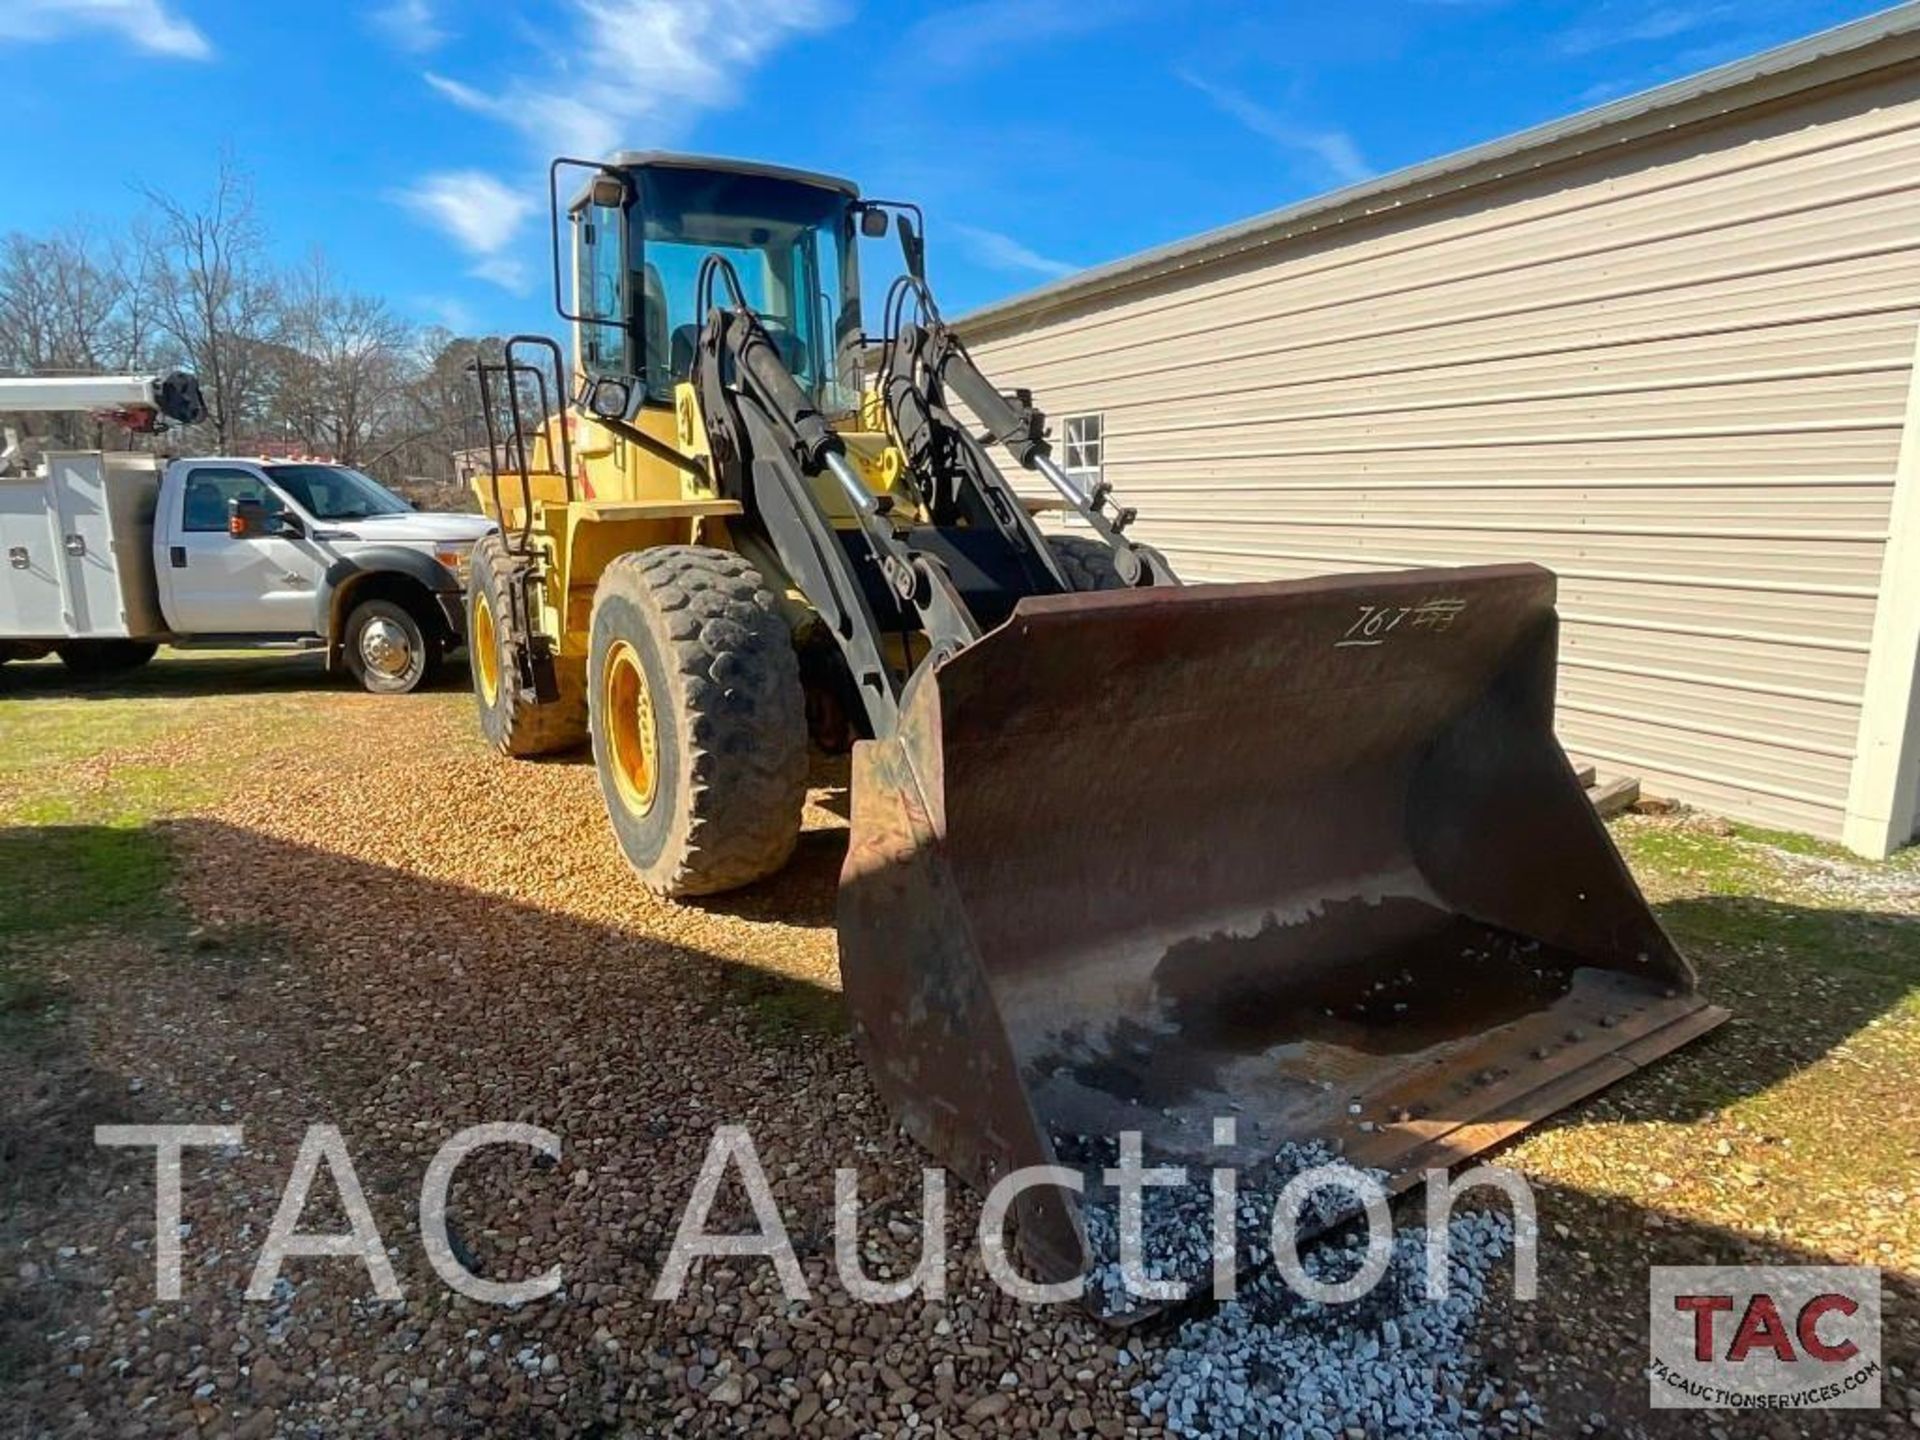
[0, 373, 493, 693]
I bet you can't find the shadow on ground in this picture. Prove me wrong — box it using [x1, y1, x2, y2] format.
[0, 648, 474, 700]
[1570, 892, 1920, 1129]
[1, 812, 1913, 1436]
[1470, 1176, 1917, 1435]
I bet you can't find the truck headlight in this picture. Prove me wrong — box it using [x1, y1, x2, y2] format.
[435, 546, 473, 585]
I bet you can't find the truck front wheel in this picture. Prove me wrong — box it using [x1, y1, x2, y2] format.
[344, 598, 440, 695]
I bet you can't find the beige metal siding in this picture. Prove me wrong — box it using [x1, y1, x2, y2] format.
[965, 67, 1920, 839]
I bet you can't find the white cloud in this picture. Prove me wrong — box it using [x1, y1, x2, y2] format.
[1176, 70, 1373, 188]
[1557, 3, 1733, 57]
[416, 295, 478, 333]
[370, 0, 445, 53]
[394, 170, 537, 292]
[903, 0, 1135, 76]
[423, 0, 843, 157]
[0, 0, 210, 58]
[950, 223, 1077, 281]
[468, 256, 532, 295]
[423, 71, 487, 110]
[403, 0, 843, 294]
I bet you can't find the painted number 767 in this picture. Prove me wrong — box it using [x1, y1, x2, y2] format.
[1336, 598, 1468, 648]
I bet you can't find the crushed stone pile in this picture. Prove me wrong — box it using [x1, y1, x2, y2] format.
[1056, 1132, 1530, 1438]
[1136, 1209, 1532, 1439]
[1063, 1135, 1370, 1320]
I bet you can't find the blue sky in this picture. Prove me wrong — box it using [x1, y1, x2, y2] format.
[0, 0, 1895, 335]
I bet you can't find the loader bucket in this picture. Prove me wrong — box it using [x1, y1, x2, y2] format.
[838, 562, 1725, 1301]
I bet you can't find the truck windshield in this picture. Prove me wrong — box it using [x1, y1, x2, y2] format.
[638, 167, 858, 412]
[265, 464, 412, 520]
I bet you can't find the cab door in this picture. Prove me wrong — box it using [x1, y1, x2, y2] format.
[160, 464, 323, 634]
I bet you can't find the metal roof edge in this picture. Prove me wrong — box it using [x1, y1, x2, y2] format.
[955, 3, 1920, 337]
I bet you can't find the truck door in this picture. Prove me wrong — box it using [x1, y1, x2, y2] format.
[159, 464, 322, 634]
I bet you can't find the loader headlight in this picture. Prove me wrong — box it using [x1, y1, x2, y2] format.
[435, 545, 473, 585]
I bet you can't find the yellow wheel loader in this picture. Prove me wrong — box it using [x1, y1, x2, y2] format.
[463, 152, 1725, 1307]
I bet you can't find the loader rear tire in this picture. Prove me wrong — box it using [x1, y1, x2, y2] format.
[1046, 534, 1128, 591]
[588, 546, 808, 897]
[469, 535, 587, 757]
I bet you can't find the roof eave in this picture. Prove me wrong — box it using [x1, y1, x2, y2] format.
[956, 3, 1920, 337]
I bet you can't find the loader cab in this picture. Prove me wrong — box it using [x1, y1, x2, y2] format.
[564, 153, 864, 416]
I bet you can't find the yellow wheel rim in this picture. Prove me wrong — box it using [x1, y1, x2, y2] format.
[473, 592, 500, 707]
[602, 638, 659, 814]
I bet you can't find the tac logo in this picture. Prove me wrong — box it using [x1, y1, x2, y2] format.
[1648, 1265, 1881, 1410]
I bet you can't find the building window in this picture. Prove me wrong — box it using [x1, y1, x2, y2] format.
[1061, 413, 1104, 486]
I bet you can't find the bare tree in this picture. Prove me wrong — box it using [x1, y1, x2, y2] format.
[0, 226, 148, 446]
[271, 252, 414, 466]
[365, 330, 502, 498]
[141, 157, 280, 450]
[0, 166, 501, 503]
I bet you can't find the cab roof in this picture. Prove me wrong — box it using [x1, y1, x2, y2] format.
[604, 151, 859, 198]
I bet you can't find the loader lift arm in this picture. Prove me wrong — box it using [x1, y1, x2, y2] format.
[690, 254, 982, 740]
[870, 261, 1177, 589]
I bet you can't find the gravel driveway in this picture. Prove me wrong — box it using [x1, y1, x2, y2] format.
[2, 658, 1914, 1437]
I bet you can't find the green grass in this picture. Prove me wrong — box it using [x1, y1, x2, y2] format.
[1618, 815, 1920, 996]
[0, 825, 176, 940]
[0, 653, 317, 956]
[1730, 820, 1920, 871]
[0, 961, 64, 1051]
[1616, 824, 1776, 896]
[1582, 815, 1920, 1238]
[1, 744, 185, 947]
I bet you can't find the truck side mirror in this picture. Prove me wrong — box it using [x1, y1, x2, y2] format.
[229, 496, 267, 538]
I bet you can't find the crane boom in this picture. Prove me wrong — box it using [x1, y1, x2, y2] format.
[0, 372, 204, 429]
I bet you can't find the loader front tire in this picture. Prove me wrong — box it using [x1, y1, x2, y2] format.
[1046, 534, 1128, 591]
[588, 546, 807, 897]
[469, 535, 587, 756]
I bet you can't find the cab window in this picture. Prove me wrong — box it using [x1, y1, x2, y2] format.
[637, 167, 856, 409]
[181, 467, 279, 533]
[576, 199, 630, 380]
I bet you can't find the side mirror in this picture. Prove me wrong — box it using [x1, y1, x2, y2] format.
[859, 206, 890, 239]
[584, 376, 633, 420]
[229, 497, 268, 538]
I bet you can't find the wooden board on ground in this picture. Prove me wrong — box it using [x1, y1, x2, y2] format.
[1589, 775, 1641, 819]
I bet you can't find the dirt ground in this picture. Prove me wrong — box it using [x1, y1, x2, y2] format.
[1, 650, 1915, 1438]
